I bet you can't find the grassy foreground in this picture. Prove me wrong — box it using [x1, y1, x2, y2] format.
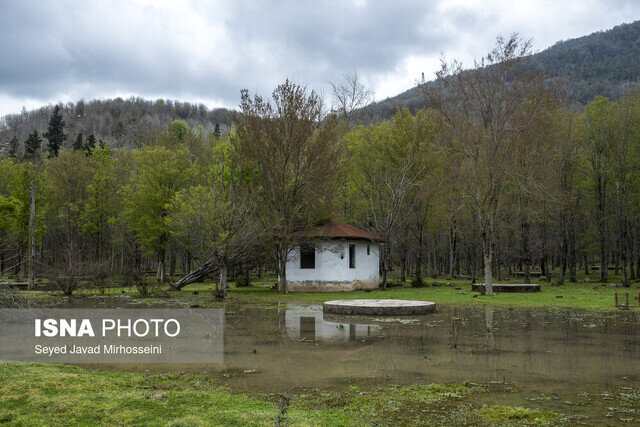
[0, 364, 563, 426]
[35, 276, 637, 311]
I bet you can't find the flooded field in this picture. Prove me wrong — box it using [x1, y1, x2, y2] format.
[8, 296, 640, 423]
[42, 297, 640, 391]
[218, 303, 640, 392]
[218, 302, 640, 423]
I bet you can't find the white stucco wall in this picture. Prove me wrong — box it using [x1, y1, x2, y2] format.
[285, 239, 380, 291]
[284, 304, 381, 341]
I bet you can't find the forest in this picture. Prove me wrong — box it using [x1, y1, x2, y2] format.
[1, 35, 640, 296]
[361, 20, 640, 122]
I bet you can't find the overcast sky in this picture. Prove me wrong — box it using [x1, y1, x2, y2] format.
[0, 0, 639, 117]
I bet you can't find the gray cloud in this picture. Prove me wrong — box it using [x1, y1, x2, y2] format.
[0, 0, 639, 116]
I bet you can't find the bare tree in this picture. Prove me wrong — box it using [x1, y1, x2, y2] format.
[423, 34, 544, 294]
[330, 71, 374, 126]
[238, 80, 342, 294]
[169, 134, 260, 296]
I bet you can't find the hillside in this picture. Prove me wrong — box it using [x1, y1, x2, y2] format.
[0, 97, 233, 153]
[359, 20, 640, 122]
[2, 21, 640, 152]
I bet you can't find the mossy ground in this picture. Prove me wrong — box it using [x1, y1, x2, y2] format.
[0, 364, 571, 426]
[13, 274, 637, 311]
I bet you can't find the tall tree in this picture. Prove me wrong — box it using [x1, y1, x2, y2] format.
[7, 136, 20, 158]
[43, 105, 67, 157]
[120, 146, 194, 282]
[330, 71, 373, 127]
[73, 133, 84, 151]
[423, 34, 544, 294]
[23, 131, 42, 160]
[610, 93, 640, 286]
[583, 96, 617, 282]
[345, 107, 439, 288]
[169, 133, 259, 295]
[85, 134, 97, 154]
[81, 146, 118, 260]
[237, 80, 342, 294]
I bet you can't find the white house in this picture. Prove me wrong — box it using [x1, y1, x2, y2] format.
[286, 220, 383, 292]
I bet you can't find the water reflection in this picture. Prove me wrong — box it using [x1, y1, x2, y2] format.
[284, 304, 380, 342]
[20, 297, 640, 397]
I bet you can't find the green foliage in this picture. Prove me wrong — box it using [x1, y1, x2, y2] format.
[6, 136, 19, 158]
[23, 130, 42, 160]
[4, 161, 48, 248]
[80, 146, 118, 256]
[167, 120, 188, 141]
[72, 133, 84, 151]
[85, 134, 96, 154]
[120, 146, 194, 258]
[0, 194, 19, 231]
[43, 105, 67, 157]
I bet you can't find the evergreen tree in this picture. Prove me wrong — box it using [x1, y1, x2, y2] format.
[85, 134, 96, 154]
[43, 105, 67, 157]
[23, 130, 42, 160]
[213, 123, 221, 138]
[73, 132, 84, 151]
[7, 136, 19, 158]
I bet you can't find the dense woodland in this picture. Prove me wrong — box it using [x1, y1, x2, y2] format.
[1, 35, 640, 296]
[0, 97, 233, 153]
[360, 20, 640, 122]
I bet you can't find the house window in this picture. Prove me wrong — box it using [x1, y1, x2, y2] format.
[367, 244, 370, 255]
[349, 244, 356, 269]
[300, 244, 315, 269]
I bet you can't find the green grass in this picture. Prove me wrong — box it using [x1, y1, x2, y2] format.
[288, 383, 483, 425]
[9, 270, 640, 311]
[219, 279, 637, 310]
[0, 364, 568, 426]
[477, 405, 562, 425]
[0, 363, 277, 426]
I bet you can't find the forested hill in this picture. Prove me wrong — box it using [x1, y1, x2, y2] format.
[0, 97, 233, 151]
[359, 20, 640, 122]
[2, 20, 639, 150]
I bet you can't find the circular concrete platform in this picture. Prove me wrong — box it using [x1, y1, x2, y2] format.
[323, 299, 436, 316]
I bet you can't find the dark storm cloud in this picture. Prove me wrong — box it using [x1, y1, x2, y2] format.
[0, 0, 640, 115]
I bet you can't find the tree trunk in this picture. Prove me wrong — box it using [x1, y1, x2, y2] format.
[216, 264, 228, 298]
[482, 231, 494, 295]
[448, 224, 457, 279]
[412, 231, 424, 287]
[599, 240, 607, 282]
[559, 235, 567, 285]
[621, 232, 629, 287]
[277, 246, 288, 294]
[170, 247, 176, 277]
[630, 229, 637, 281]
[28, 180, 35, 290]
[521, 220, 531, 284]
[242, 264, 251, 287]
[381, 261, 388, 289]
[170, 258, 217, 290]
[400, 248, 407, 283]
[584, 253, 589, 276]
[157, 257, 165, 283]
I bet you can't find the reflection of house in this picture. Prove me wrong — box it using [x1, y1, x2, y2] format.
[285, 304, 380, 342]
[287, 220, 383, 292]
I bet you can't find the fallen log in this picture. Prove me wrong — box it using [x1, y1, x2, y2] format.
[169, 259, 217, 291]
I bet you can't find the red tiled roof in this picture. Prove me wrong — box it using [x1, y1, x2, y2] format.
[294, 220, 384, 242]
